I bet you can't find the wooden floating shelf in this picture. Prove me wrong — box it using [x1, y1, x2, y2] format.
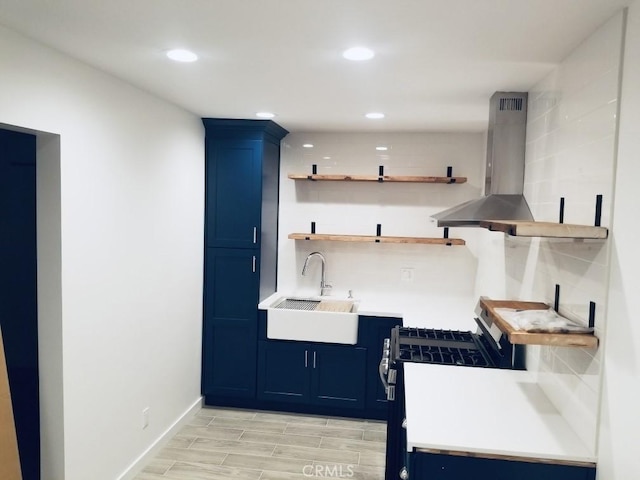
[288, 233, 465, 245]
[479, 298, 599, 348]
[288, 174, 467, 184]
[479, 220, 608, 239]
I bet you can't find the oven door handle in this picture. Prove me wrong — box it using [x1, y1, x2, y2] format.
[378, 358, 389, 393]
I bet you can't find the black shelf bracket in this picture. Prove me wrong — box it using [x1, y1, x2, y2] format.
[307, 164, 318, 180]
[447, 166, 456, 184]
[595, 194, 603, 227]
[589, 302, 596, 329]
[557, 194, 604, 227]
[311, 221, 316, 233]
[378, 166, 385, 183]
[443, 227, 452, 246]
[554, 283, 597, 329]
[375, 224, 382, 242]
[303, 221, 316, 240]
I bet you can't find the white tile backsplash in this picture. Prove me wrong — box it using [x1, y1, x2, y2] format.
[278, 132, 485, 328]
[509, 11, 624, 454]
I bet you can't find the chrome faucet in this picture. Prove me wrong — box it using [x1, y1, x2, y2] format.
[302, 251, 332, 296]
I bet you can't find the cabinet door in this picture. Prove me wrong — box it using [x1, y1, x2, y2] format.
[203, 248, 259, 398]
[312, 345, 367, 410]
[206, 139, 262, 248]
[257, 341, 310, 404]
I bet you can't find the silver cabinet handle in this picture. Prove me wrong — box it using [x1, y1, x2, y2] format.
[387, 385, 395, 401]
[304, 350, 308, 368]
[253, 226, 257, 244]
[313, 351, 317, 369]
[252, 256, 256, 272]
[379, 358, 389, 393]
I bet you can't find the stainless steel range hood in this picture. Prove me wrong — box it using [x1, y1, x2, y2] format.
[432, 92, 533, 227]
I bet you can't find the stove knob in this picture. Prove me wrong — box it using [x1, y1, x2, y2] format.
[399, 467, 409, 480]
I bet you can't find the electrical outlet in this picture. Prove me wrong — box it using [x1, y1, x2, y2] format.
[142, 407, 150, 429]
[400, 268, 414, 283]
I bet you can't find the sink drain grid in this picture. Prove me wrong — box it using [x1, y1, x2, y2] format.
[274, 299, 320, 311]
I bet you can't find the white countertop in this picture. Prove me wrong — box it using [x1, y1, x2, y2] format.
[404, 363, 596, 464]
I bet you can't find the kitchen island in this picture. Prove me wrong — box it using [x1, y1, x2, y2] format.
[404, 362, 596, 479]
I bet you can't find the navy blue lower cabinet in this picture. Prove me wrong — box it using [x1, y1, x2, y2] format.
[204, 321, 257, 398]
[312, 344, 367, 410]
[257, 341, 310, 403]
[203, 248, 259, 399]
[410, 452, 596, 480]
[257, 340, 367, 410]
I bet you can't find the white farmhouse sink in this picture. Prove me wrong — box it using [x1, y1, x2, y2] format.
[266, 296, 359, 345]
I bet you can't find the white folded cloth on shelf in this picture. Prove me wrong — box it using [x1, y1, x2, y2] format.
[494, 307, 593, 333]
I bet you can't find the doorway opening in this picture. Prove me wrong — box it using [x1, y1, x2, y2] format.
[0, 128, 39, 479]
[0, 124, 63, 480]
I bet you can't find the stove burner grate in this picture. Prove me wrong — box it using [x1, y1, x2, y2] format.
[398, 327, 475, 343]
[397, 344, 490, 367]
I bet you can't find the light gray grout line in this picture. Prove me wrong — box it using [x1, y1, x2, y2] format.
[268, 443, 277, 457]
[162, 460, 177, 477]
[184, 436, 197, 449]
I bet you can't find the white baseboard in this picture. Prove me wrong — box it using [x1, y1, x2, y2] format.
[116, 396, 203, 480]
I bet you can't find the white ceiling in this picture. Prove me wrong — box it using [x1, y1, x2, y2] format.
[0, 0, 630, 132]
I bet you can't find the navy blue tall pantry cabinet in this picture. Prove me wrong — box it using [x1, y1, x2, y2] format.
[202, 119, 288, 403]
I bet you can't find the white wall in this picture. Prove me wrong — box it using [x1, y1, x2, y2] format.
[0, 25, 205, 480]
[35, 131, 65, 478]
[598, 3, 640, 479]
[488, 12, 624, 455]
[278, 132, 485, 328]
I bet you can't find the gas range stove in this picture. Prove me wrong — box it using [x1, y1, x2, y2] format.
[388, 307, 525, 370]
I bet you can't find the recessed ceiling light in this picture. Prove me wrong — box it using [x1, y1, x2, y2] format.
[376, 146, 388, 151]
[303, 144, 314, 148]
[166, 49, 198, 62]
[323, 156, 331, 160]
[365, 112, 385, 119]
[343, 46, 375, 61]
[256, 112, 276, 119]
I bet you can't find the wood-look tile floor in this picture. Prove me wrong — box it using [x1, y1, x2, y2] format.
[134, 407, 386, 480]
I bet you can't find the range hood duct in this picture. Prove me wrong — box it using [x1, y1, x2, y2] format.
[432, 92, 533, 227]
